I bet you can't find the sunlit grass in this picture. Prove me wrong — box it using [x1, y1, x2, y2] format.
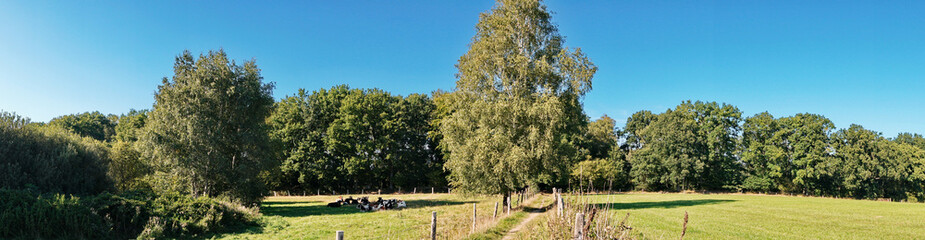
[215, 193, 518, 239]
[576, 193, 925, 239]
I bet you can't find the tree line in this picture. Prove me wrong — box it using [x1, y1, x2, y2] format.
[619, 101, 925, 201]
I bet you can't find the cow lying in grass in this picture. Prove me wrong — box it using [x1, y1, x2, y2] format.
[327, 196, 405, 211]
[357, 197, 406, 212]
[327, 196, 346, 207]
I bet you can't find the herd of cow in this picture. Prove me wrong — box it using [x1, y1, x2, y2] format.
[327, 196, 407, 212]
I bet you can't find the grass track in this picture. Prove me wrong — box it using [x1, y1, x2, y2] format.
[580, 193, 925, 239]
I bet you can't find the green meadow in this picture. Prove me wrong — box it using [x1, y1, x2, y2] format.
[574, 193, 925, 240]
[214, 193, 546, 240]
[213, 192, 925, 239]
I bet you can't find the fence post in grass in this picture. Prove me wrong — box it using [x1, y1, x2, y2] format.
[493, 202, 498, 219]
[431, 211, 437, 240]
[557, 193, 563, 217]
[472, 203, 477, 232]
[336, 230, 344, 240]
[506, 197, 511, 215]
[414, 187, 417, 194]
[432, 187, 435, 194]
[574, 212, 584, 240]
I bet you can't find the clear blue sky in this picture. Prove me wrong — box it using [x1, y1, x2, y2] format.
[1, 0, 922, 137]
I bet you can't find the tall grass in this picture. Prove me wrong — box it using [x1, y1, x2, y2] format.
[522, 190, 688, 240]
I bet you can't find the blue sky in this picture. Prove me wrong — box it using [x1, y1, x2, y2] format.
[1, 0, 922, 137]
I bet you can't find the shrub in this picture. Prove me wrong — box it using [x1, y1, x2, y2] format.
[141, 192, 261, 238]
[0, 189, 262, 239]
[83, 192, 153, 239]
[0, 112, 112, 195]
[0, 189, 107, 239]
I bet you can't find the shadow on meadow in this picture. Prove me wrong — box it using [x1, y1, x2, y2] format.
[599, 199, 735, 210]
[260, 199, 475, 217]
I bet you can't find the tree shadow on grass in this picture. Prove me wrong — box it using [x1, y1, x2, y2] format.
[599, 199, 735, 210]
[261, 199, 474, 217]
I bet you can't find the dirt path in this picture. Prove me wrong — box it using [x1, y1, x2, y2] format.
[501, 208, 544, 240]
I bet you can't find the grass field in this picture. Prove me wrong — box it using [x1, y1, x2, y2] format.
[558, 193, 925, 239]
[215, 192, 925, 239]
[214, 193, 536, 240]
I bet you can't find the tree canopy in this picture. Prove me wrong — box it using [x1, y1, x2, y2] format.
[139, 50, 275, 205]
[267, 86, 445, 192]
[440, 0, 597, 195]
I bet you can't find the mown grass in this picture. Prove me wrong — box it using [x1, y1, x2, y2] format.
[214, 193, 513, 239]
[575, 193, 925, 239]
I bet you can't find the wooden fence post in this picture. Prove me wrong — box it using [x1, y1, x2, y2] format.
[431, 211, 437, 240]
[432, 187, 435, 194]
[336, 230, 344, 240]
[472, 203, 477, 232]
[414, 187, 417, 194]
[574, 212, 584, 240]
[493, 202, 498, 219]
[506, 196, 511, 214]
[557, 193, 563, 217]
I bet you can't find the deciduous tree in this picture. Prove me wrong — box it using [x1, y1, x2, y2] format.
[139, 50, 274, 205]
[441, 0, 597, 195]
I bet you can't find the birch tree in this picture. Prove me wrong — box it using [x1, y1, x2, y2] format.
[441, 0, 596, 195]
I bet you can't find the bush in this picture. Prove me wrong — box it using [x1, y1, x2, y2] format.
[0, 189, 262, 239]
[141, 192, 261, 238]
[0, 112, 112, 195]
[0, 189, 108, 239]
[83, 191, 154, 239]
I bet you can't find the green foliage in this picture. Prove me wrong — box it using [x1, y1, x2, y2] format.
[0, 189, 261, 239]
[109, 140, 150, 191]
[139, 50, 275, 205]
[571, 158, 624, 190]
[113, 109, 148, 142]
[48, 111, 117, 142]
[583, 115, 618, 160]
[832, 125, 925, 201]
[139, 192, 261, 238]
[0, 189, 108, 239]
[739, 112, 839, 194]
[628, 101, 742, 191]
[267, 85, 444, 191]
[894, 132, 925, 150]
[739, 112, 781, 192]
[108, 109, 152, 191]
[0, 111, 112, 195]
[441, 0, 596, 195]
[622, 110, 656, 152]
